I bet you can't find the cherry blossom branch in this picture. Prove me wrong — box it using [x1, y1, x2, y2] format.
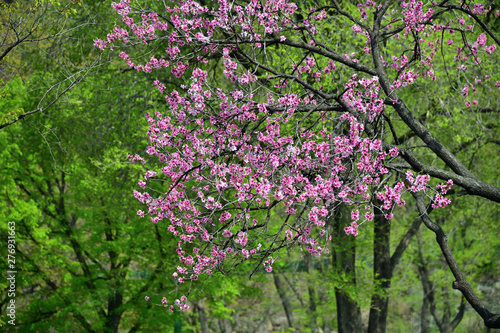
[370, 21, 477, 179]
[331, 0, 371, 31]
[234, 47, 332, 100]
[212, 36, 378, 76]
[439, 4, 500, 47]
[389, 147, 500, 203]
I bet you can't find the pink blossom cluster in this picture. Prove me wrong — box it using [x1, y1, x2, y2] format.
[153, 295, 189, 312]
[93, 0, 488, 310]
[343, 75, 384, 121]
[372, 2, 500, 110]
[400, 0, 434, 36]
[432, 180, 453, 209]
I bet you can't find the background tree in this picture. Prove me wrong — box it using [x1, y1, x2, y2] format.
[0, 65, 185, 332]
[0, 0, 103, 129]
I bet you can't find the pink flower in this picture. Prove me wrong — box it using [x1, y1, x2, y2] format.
[477, 33, 487, 47]
[94, 38, 107, 50]
[352, 25, 362, 34]
[344, 222, 358, 236]
[485, 45, 497, 54]
[237, 231, 248, 247]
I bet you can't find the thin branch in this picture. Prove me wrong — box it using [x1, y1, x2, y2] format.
[412, 191, 500, 328]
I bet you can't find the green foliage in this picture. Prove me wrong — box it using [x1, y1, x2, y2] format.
[2, 0, 500, 332]
[0, 78, 26, 126]
[0, 54, 183, 332]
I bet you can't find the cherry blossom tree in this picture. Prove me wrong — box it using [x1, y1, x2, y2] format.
[98, 0, 500, 328]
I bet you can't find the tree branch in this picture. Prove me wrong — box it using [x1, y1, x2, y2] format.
[412, 191, 500, 328]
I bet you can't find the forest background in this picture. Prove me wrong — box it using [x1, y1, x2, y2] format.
[1, 0, 500, 332]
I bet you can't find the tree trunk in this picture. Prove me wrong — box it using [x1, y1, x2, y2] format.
[193, 300, 209, 333]
[174, 308, 182, 333]
[335, 288, 363, 333]
[105, 290, 123, 333]
[319, 286, 333, 333]
[416, 232, 465, 333]
[218, 318, 232, 333]
[272, 270, 294, 328]
[368, 207, 391, 333]
[421, 290, 430, 333]
[305, 253, 319, 333]
[332, 209, 363, 333]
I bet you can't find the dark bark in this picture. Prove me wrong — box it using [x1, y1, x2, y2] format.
[449, 298, 466, 332]
[389, 212, 426, 275]
[438, 4, 500, 47]
[323, 321, 333, 333]
[367, 202, 430, 333]
[318, 282, 333, 333]
[371, 28, 500, 203]
[368, 207, 391, 333]
[281, 270, 305, 307]
[412, 192, 500, 328]
[393, 148, 500, 203]
[105, 290, 124, 333]
[417, 257, 465, 332]
[334, 289, 363, 333]
[272, 270, 295, 328]
[332, 210, 363, 333]
[366, 10, 500, 327]
[199, 304, 209, 333]
[105, 217, 125, 332]
[369, 3, 500, 205]
[371, 18, 474, 180]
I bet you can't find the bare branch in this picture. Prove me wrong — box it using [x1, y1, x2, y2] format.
[413, 191, 500, 329]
